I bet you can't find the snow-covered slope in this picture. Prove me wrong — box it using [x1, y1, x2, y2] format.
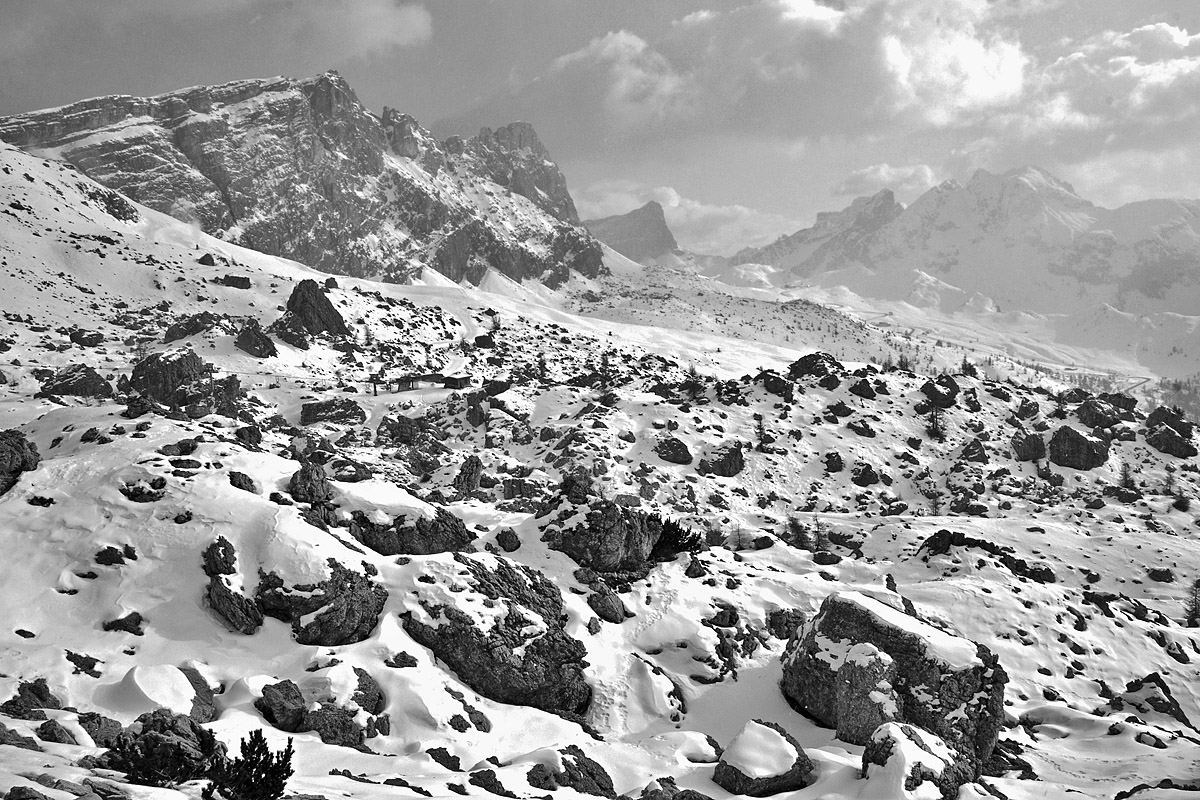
[2, 140, 1200, 800]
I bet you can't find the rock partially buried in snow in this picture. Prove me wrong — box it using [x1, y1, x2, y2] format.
[0, 429, 40, 496]
[96, 664, 198, 719]
[861, 722, 974, 799]
[781, 591, 1006, 782]
[711, 719, 813, 796]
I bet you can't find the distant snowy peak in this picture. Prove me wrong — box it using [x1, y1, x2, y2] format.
[0, 70, 602, 287]
[735, 166, 1200, 316]
[730, 188, 903, 274]
[583, 201, 679, 263]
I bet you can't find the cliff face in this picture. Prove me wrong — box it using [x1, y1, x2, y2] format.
[582, 201, 679, 264]
[0, 71, 602, 286]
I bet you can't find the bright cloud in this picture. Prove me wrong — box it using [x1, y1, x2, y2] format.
[833, 163, 937, 197]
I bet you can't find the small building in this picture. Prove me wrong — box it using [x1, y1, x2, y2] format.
[443, 375, 471, 390]
[394, 375, 419, 391]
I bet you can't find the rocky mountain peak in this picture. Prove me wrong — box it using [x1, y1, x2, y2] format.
[0, 72, 601, 286]
[582, 200, 679, 263]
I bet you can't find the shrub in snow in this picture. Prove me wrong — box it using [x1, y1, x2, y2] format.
[203, 729, 294, 800]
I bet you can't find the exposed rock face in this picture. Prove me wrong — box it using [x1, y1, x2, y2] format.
[547, 499, 664, 572]
[1147, 406, 1194, 440]
[300, 396, 365, 425]
[711, 719, 814, 796]
[835, 643, 899, 745]
[526, 745, 616, 797]
[278, 279, 350, 342]
[233, 318, 277, 358]
[453, 454, 484, 493]
[654, 436, 693, 465]
[402, 553, 591, 718]
[201, 536, 262, 635]
[1147, 424, 1198, 458]
[781, 591, 1006, 782]
[1048, 426, 1109, 470]
[289, 460, 334, 504]
[0, 72, 603, 286]
[127, 349, 240, 414]
[861, 722, 974, 798]
[582, 201, 678, 263]
[787, 352, 844, 381]
[257, 560, 387, 646]
[163, 311, 222, 344]
[255, 671, 387, 748]
[698, 443, 744, 477]
[37, 364, 113, 398]
[1010, 430, 1045, 462]
[0, 429, 40, 495]
[1077, 398, 1123, 428]
[349, 506, 475, 555]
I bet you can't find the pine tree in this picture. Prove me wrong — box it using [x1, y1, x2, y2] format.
[925, 405, 946, 442]
[1185, 578, 1200, 627]
[203, 730, 294, 800]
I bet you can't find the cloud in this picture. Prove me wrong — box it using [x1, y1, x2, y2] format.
[833, 163, 937, 196]
[1, 0, 432, 61]
[576, 180, 799, 256]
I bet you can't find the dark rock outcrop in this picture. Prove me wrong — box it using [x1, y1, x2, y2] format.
[255, 673, 386, 748]
[1048, 426, 1109, 470]
[0, 678, 62, 720]
[127, 349, 207, 405]
[102, 708, 227, 782]
[257, 560, 387, 646]
[1010, 430, 1045, 462]
[526, 745, 616, 797]
[349, 506, 475, 556]
[0, 429, 40, 496]
[453, 455, 484, 493]
[1147, 406, 1194, 440]
[37, 364, 113, 399]
[781, 591, 1006, 782]
[547, 500, 664, 572]
[711, 719, 814, 796]
[861, 722, 974, 798]
[698, 443, 744, 477]
[201, 537, 262, 635]
[920, 375, 960, 409]
[1147, 424, 1198, 458]
[289, 460, 334, 504]
[300, 397, 366, 426]
[787, 352, 844, 381]
[402, 554, 590, 718]
[163, 311, 221, 344]
[276, 279, 350, 341]
[654, 436, 693, 465]
[233, 319, 277, 358]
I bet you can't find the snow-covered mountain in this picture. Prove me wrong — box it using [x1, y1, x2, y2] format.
[4, 129, 1200, 800]
[0, 71, 603, 286]
[736, 168, 1200, 318]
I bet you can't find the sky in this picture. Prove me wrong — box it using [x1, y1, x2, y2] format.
[2, 0, 1200, 256]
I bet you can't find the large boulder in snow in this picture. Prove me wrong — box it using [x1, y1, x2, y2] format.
[37, 364, 113, 399]
[256, 668, 387, 748]
[781, 591, 1006, 781]
[526, 744, 616, 797]
[654, 436, 693, 465]
[348, 506, 475, 555]
[233, 318, 277, 358]
[257, 560, 387, 646]
[545, 499, 664, 572]
[1010, 429, 1045, 462]
[1048, 426, 1109, 470]
[920, 375, 960, 409]
[101, 708, 226, 782]
[1147, 406, 1194, 440]
[401, 553, 591, 719]
[127, 348, 207, 405]
[288, 460, 334, 504]
[0, 429, 40, 496]
[861, 722, 975, 799]
[270, 279, 350, 349]
[787, 352, 844, 381]
[697, 442, 744, 477]
[201, 537, 262, 635]
[711, 719, 814, 796]
[300, 397, 366, 426]
[1146, 424, 1198, 459]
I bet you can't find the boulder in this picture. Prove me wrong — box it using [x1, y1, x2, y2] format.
[453, 455, 484, 493]
[289, 461, 334, 504]
[349, 506, 475, 556]
[1077, 398, 1121, 429]
[547, 500, 664, 572]
[697, 443, 744, 478]
[1147, 424, 1198, 459]
[836, 643, 899, 744]
[1147, 406, 1193, 440]
[920, 375, 959, 409]
[37, 364, 113, 399]
[861, 722, 974, 799]
[255, 680, 307, 732]
[781, 591, 1006, 781]
[1048, 426, 1109, 470]
[35, 718, 77, 745]
[787, 352, 843, 381]
[654, 436, 693, 465]
[77, 712, 123, 747]
[102, 708, 227, 784]
[273, 279, 350, 340]
[960, 438, 988, 463]
[587, 584, 631, 624]
[1010, 430, 1045, 462]
[402, 554, 591, 718]
[1014, 397, 1040, 420]
[163, 312, 221, 344]
[848, 378, 877, 400]
[233, 319, 277, 358]
[68, 328, 104, 347]
[127, 349, 208, 406]
[526, 745, 616, 797]
[0, 678, 62, 720]
[0, 429, 40, 496]
[300, 397, 366, 426]
[257, 560, 387, 646]
[711, 719, 814, 796]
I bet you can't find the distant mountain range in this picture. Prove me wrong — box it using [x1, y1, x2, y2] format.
[0, 71, 603, 286]
[732, 166, 1200, 318]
